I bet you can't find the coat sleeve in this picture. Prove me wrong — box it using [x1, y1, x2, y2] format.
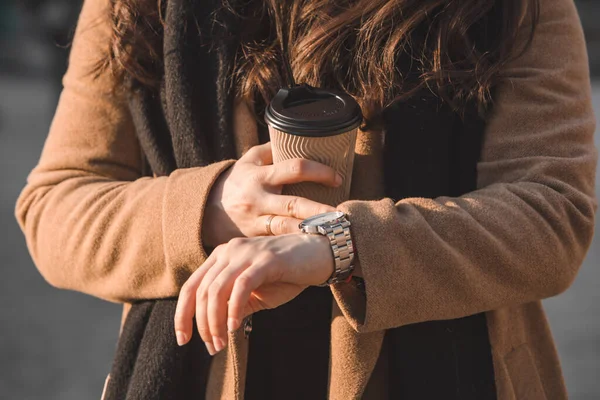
[332, 0, 598, 333]
[14, 0, 236, 303]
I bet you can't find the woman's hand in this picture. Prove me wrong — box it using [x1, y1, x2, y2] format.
[174, 233, 334, 354]
[202, 142, 341, 247]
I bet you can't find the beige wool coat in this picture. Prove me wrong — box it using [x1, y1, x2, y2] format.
[15, 0, 597, 398]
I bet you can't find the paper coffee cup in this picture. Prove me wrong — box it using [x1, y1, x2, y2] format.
[265, 84, 362, 206]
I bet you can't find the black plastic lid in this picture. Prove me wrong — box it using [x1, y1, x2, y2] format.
[264, 84, 362, 137]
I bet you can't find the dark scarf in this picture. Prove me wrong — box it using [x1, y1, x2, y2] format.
[104, 1, 238, 399]
[104, 0, 500, 398]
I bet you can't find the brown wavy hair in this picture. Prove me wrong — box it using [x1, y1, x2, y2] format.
[98, 0, 539, 121]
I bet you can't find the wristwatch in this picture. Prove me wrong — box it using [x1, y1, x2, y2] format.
[299, 211, 355, 286]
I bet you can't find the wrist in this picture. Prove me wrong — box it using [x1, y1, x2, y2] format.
[313, 234, 337, 285]
[299, 211, 355, 286]
[201, 204, 220, 249]
[202, 173, 230, 248]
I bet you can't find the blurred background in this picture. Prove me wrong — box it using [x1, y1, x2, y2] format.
[0, 1, 598, 399]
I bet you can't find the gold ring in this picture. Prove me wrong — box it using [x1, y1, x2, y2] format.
[265, 215, 275, 236]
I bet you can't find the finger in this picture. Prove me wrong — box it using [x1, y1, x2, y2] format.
[264, 158, 342, 187]
[240, 142, 273, 166]
[207, 260, 252, 351]
[174, 256, 218, 346]
[227, 264, 272, 332]
[196, 260, 229, 355]
[256, 215, 303, 236]
[265, 194, 336, 220]
[247, 282, 304, 317]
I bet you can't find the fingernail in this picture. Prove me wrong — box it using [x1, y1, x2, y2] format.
[205, 341, 216, 356]
[213, 336, 226, 352]
[335, 173, 343, 186]
[176, 331, 188, 346]
[228, 317, 240, 332]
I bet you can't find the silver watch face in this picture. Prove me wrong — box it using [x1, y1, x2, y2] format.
[302, 211, 345, 227]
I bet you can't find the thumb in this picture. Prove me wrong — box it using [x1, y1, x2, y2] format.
[241, 142, 273, 166]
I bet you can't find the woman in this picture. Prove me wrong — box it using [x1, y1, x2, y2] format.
[15, 0, 597, 398]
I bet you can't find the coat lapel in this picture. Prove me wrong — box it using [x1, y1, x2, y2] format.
[329, 302, 385, 399]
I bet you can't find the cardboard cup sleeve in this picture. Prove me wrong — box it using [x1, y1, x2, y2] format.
[269, 127, 358, 207]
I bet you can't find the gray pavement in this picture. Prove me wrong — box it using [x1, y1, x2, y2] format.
[0, 77, 598, 399]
